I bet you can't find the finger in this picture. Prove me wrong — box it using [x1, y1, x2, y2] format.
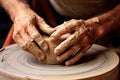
[20, 26, 30, 43]
[13, 24, 30, 47]
[27, 24, 48, 51]
[13, 31, 24, 47]
[53, 33, 71, 42]
[56, 34, 88, 63]
[22, 40, 45, 61]
[50, 19, 82, 41]
[50, 22, 75, 41]
[16, 25, 46, 61]
[65, 44, 91, 66]
[54, 31, 81, 55]
[59, 33, 71, 40]
[13, 32, 46, 61]
[36, 16, 55, 35]
[56, 43, 81, 62]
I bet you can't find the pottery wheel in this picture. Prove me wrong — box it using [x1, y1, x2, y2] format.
[0, 44, 119, 80]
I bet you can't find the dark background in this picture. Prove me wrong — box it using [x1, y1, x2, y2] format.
[0, 6, 12, 48]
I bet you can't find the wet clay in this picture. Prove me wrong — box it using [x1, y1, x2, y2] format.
[40, 36, 62, 65]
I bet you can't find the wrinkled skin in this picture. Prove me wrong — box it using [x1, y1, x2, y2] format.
[12, 9, 55, 61]
[11, 2, 120, 66]
[13, 11, 95, 65]
[50, 19, 100, 66]
[1, 0, 120, 66]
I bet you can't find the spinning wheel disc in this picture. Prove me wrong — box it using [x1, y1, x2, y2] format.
[0, 44, 119, 80]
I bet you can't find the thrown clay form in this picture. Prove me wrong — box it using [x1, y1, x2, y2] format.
[40, 37, 60, 64]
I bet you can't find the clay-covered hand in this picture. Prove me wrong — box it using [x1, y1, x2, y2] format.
[51, 19, 99, 65]
[12, 8, 55, 61]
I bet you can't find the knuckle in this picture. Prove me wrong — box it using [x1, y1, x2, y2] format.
[12, 31, 18, 39]
[39, 40, 48, 51]
[16, 28, 23, 33]
[38, 17, 44, 23]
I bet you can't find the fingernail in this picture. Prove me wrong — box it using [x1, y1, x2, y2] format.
[56, 56, 61, 61]
[50, 33, 54, 37]
[40, 54, 45, 60]
[38, 55, 45, 62]
[50, 37, 54, 41]
[40, 41, 48, 51]
[65, 61, 71, 66]
[50, 37, 56, 42]
[54, 49, 59, 55]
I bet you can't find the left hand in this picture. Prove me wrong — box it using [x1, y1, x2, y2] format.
[50, 19, 98, 65]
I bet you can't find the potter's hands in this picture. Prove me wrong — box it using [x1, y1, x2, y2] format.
[13, 9, 55, 61]
[51, 18, 100, 65]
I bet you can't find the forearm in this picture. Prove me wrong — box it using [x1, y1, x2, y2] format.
[86, 4, 120, 40]
[0, 0, 29, 21]
[99, 4, 120, 32]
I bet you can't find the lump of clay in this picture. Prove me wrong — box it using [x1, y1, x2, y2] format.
[39, 36, 62, 65]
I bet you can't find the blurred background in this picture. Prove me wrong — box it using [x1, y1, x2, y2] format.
[0, 2, 120, 51]
[0, 6, 12, 48]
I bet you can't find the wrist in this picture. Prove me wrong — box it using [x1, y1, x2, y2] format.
[84, 18, 102, 41]
[0, 0, 29, 21]
[10, 1, 30, 21]
[85, 7, 118, 41]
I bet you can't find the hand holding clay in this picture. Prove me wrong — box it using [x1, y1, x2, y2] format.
[12, 8, 55, 62]
[50, 19, 100, 65]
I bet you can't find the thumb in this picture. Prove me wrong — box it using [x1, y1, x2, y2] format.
[36, 16, 55, 35]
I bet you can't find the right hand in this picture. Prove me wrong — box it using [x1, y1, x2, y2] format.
[12, 8, 55, 61]
[50, 18, 99, 65]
